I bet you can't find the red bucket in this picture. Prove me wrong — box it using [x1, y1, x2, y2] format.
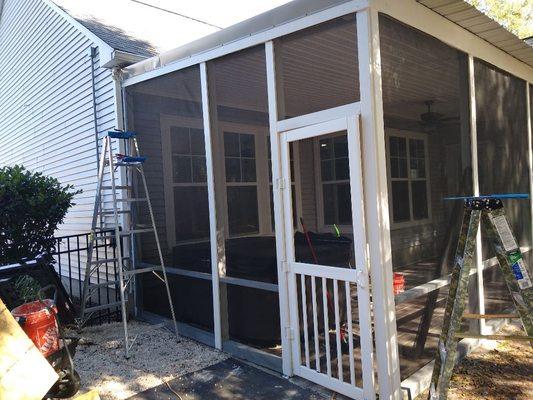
[11, 299, 60, 357]
[393, 273, 405, 295]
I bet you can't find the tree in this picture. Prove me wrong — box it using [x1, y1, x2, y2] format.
[0, 165, 81, 264]
[467, 0, 533, 39]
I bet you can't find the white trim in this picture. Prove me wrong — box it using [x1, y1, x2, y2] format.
[42, 0, 114, 65]
[384, 129, 432, 229]
[200, 62, 222, 349]
[468, 55, 486, 334]
[356, 8, 402, 400]
[372, 0, 532, 84]
[527, 84, 533, 301]
[277, 102, 362, 133]
[283, 118, 349, 143]
[122, 1, 371, 87]
[265, 40, 293, 376]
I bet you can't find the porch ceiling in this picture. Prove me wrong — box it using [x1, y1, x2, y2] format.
[416, 0, 533, 67]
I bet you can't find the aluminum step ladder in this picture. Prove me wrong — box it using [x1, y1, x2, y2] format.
[429, 194, 533, 400]
[79, 130, 179, 358]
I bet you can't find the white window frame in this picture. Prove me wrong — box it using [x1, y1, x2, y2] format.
[313, 131, 354, 233]
[161, 114, 210, 248]
[385, 128, 432, 229]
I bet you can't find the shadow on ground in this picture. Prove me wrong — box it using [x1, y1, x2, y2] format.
[127, 358, 324, 400]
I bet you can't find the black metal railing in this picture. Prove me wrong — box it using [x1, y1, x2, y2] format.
[52, 229, 121, 325]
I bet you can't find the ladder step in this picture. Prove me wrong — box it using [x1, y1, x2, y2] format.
[455, 333, 533, 341]
[87, 280, 120, 290]
[120, 228, 153, 236]
[124, 266, 162, 276]
[101, 185, 133, 190]
[89, 258, 118, 265]
[97, 210, 131, 215]
[84, 301, 122, 314]
[117, 198, 147, 203]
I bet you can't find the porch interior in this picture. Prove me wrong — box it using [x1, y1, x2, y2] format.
[124, 11, 529, 384]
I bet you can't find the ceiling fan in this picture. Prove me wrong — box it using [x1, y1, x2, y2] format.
[418, 100, 459, 132]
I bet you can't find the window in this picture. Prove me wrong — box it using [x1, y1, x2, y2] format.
[318, 134, 352, 226]
[169, 126, 210, 242]
[224, 132, 259, 235]
[387, 131, 430, 225]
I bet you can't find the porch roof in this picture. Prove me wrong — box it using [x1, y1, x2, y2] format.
[122, 0, 533, 82]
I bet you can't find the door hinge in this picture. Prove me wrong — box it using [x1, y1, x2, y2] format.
[281, 260, 290, 273]
[276, 177, 286, 190]
[356, 267, 366, 288]
[285, 327, 294, 340]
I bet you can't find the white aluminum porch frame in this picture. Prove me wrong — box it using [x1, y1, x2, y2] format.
[122, 1, 533, 400]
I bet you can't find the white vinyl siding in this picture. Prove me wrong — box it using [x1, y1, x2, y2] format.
[0, 0, 120, 237]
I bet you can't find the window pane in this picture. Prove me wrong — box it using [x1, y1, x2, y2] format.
[319, 138, 333, 159]
[170, 127, 190, 154]
[389, 136, 408, 179]
[192, 156, 207, 182]
[321, 160, 334, 181]
[409, 139, 426, 179]
[276, 15, 359, 119]
[190, 128, 205, 155]
[240, 134, 255, 157]
[241, 158, 257, 182]
[391, 181, 410, 222]
[225, 158, 241, 182]
[227, 186, 259, 235]
[411, 181, 428, 220]
[335, 158, 349, 180]
[333, 135, 348, 157]
[224, 132, 240, 157]
[173, 155, 192, 183]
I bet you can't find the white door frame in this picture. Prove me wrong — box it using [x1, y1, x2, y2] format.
[278, 112, 375, 400]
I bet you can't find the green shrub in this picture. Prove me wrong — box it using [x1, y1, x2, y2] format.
[0, 165, 81, 264]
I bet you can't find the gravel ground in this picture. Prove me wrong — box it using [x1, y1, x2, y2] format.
[71, 321, 228, 400]
[416, 323, 533, 400]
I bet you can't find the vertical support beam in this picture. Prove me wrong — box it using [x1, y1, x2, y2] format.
[265, 41, 293, 376]
[468, 55, 486, 334]
[200, 62, 228, 349]
[527, 84, 533, 280]
[356, 8, 401, 400]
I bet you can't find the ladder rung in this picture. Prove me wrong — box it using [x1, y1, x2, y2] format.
[84, 301, 122, 314]
[123, 266, 162, 276]
[87, 280, 120, 290]
[117, 198, 147, 203]
[97, 210, 131, 215]
[101, 185, 133, 190]
[89, 258, 118, 265]
[455, 333, 533, 341]
[462, 313, 520, 319]
[120, 228, 153, 235]
[108, 130, 136, 139]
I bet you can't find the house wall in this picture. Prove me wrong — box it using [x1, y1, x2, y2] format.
[0, 0, 119, 239]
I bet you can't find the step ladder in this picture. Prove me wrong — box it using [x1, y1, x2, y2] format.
[79, 130, 179, 358]
[429, 194, 533, 400]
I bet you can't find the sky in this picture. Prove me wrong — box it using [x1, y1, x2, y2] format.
[55, 0, 293, 53]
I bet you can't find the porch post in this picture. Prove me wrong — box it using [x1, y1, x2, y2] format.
[265, 41, 293, 377]
[467, 55, 486, 334]
[527, 83, 533, 282]
[356, 7, 402, 400]
[200, 62, 229, 349]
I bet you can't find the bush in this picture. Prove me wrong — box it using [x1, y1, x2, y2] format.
[0, 165, 81, 264]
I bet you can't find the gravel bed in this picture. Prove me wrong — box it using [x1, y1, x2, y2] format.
[71, 320, 228, 400]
